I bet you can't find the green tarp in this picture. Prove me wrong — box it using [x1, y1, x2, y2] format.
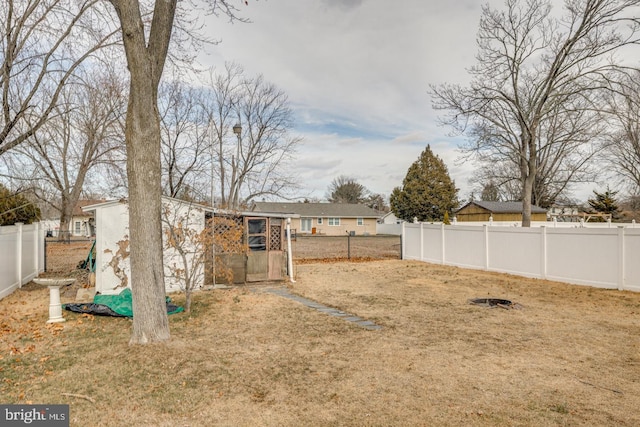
[65, 288, 184, 317]
[93, 288, 136, 317]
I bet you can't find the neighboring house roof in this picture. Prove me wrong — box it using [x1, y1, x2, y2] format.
[252, 202, 380, 218]
[73, 199, 107, 216]
[456, 201, 547, 214]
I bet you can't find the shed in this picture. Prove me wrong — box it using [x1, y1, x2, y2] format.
[455, 201, 547, 222]
[83, 197, 296, 295]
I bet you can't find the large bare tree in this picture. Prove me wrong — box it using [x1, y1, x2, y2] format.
[159, 79, 211, 200]
[106, 0, 242, 344]
[431, 0, 640, 226]
[205, 64, 301, 209]
[602, 71, 640, 195]
[4, 67, 126, 239]
[468, 97, 603, 208]
[326, 175, 369, 204]
[0, 0, 119, 156]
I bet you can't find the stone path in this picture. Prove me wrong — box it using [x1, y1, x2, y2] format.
[262, 287, 382, 331]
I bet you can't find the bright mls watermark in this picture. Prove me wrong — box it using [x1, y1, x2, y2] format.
[1, 405, 69, 426]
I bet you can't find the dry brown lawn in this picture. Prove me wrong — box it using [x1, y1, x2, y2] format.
[1, 242, 640, 426]
[292, 235, 401, 261]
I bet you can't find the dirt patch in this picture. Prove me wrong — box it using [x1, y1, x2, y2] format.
[2, 253, 640, 425]
[292, 234, 401, 260]
[45, 239, 93, 272]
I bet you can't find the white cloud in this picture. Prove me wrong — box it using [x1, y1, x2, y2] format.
[198, 0, 595, 204]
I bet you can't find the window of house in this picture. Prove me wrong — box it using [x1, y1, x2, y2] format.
[74, 221, 82, 234]
[357, 217, 364, 226]
[328, 217, 340, 226]
[317, 217, 323, 225]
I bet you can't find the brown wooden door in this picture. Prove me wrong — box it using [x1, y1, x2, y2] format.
[245, 217, 285, 282]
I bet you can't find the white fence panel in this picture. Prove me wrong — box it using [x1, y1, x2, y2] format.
[21, 225, 38, 284]
[0, 223, 45, 300]
[402, 223, 422, 261]
[488, 227, 543, 278]
[546, 228, 619, 289]
[444, 226, 486, 269]
[403, 223, 640, 293]
[376, 223, 402, 235]
[0, 225, 19, 299]
[420, 225, 443, 264]
[625, 229, 640, 292]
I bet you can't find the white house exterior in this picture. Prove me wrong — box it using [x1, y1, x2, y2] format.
[378, 212, 401, 225]
[83, 198, 209, 295]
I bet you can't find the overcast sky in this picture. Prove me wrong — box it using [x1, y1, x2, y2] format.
[198, 0, 592, 203]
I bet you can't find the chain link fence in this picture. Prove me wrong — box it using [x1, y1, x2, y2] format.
[291, 235, 401, 261]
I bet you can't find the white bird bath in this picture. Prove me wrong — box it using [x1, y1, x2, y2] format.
[33, 278, 76, 323]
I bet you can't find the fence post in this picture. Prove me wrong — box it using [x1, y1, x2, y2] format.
[419, 223, 424, 261]
[16, 222, 23, 288]
[441, 223, 446, 265]
[401, 222, 405, 259]
[483, 225, 489, 270]
[33, 222, 39, 275]
[540, 226, 547, 280]
[618, 227, 625, 291]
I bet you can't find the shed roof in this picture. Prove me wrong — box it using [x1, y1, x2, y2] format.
[252, 202, 380, 218]
[456, 201, 547, 214]
[83, 197, 299, 218]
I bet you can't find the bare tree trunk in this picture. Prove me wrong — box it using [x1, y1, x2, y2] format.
[125, 75, 170, 343]
[109, 0, 176, 344]
[58, 201, 74, 242]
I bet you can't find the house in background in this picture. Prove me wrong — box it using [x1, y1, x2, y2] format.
[547, 203, 583, 222]
[378, 211, 401, 224]
[44, 199, 103, 238]
[252, 202, 380, 236]
[455, 201, 547, 222]
[70, 199, 104, 237]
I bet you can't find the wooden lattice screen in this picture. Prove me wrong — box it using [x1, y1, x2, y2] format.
[212, 215, 245, 253]
[269, 224, 282, 251]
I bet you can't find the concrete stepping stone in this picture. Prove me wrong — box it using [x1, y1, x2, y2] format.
[262, 287, 382, 330]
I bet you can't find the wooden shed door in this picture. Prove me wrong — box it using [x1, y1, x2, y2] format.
[268, 220, 284, 281]
[245, 217, 284, 282]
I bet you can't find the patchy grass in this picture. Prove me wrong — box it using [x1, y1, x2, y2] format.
[2, 259, 640, 426]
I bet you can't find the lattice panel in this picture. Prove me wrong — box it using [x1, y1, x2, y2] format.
[212, 216, 245, 253]
[269, 224, 282, 251]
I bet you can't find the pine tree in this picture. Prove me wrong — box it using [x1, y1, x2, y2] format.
[588, 187, 620, 220]
[390, 145, 459, 222]
[0, 185, 40, 226]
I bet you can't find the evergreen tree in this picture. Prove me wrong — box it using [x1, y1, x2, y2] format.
[390, 145, 459, 222]
[481, 181, 500, 201]
[588, 187, 620, 220]
[0, 185, 40, 225]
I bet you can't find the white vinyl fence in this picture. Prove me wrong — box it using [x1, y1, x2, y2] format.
[376, 223, 402, 235]
[0, 222, 45, 300]
[403, 223, 640, 292]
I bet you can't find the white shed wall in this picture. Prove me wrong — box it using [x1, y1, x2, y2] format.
[92, 199, 207, 295]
